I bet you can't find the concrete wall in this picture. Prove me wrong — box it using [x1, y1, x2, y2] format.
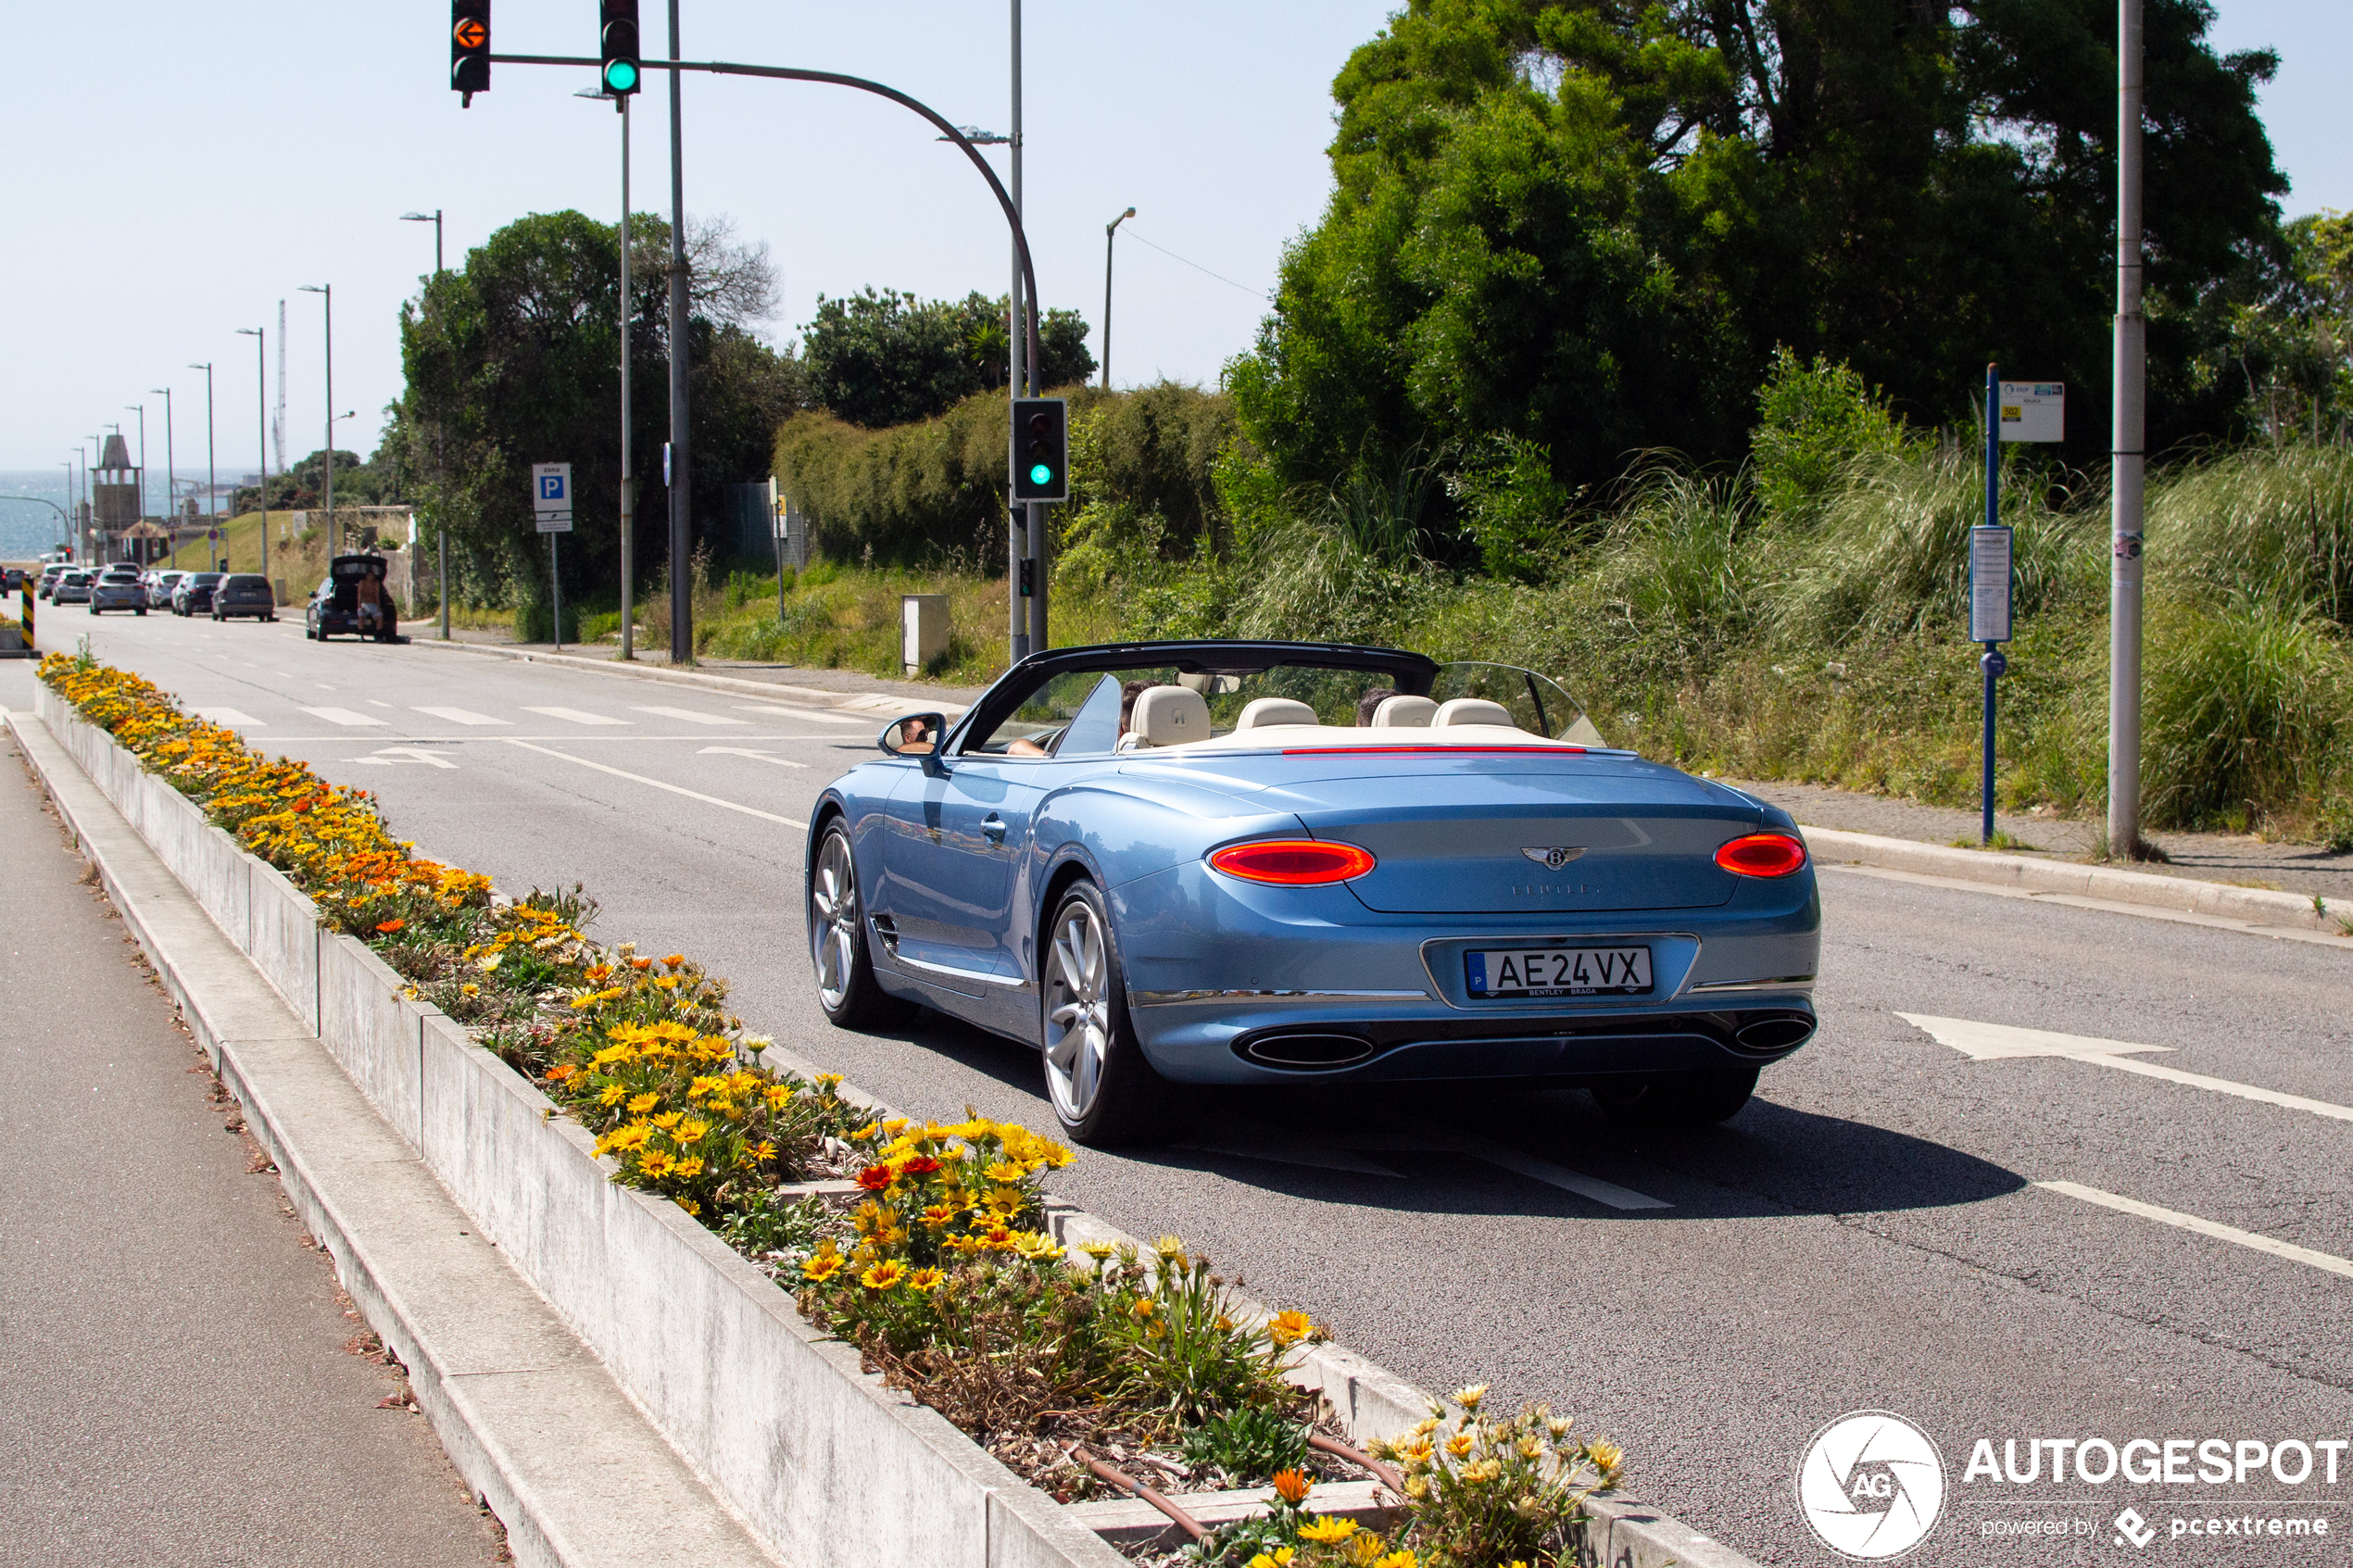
[36, 687, 1129, 1568]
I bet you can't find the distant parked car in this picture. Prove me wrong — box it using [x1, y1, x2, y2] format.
[209, 574, 277, 622]
[53, 570, 93, 605]
[2, 568, 21, 593]
[89, 566, 148, 615]
[307, 554, 397, 643]
[37, 564, 68, 600]
[146, 571, 184, 608]
[171, 571, 224, 616]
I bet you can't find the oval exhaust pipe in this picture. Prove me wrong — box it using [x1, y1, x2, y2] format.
[1239, 1033, 1377, 1070]
[1734, 1015, 1815, 1052]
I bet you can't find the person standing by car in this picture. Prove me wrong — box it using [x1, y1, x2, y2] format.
[355, 570, 384, 638]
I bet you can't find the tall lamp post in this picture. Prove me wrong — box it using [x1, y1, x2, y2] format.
[297, 283, 336, 553]
[402, 210, 452, 640]
[2108, 0, 2146, 860]
[189, 364, 216, 565]
[126, 405, 147, 565]
[236, 328, 270, 591]
[1102, 207, 1134, 389]
[574, 88, 636, 660]
[60, 462, 73, 549]
[663, 0, 693, 665]
[150, 386, 178, 567]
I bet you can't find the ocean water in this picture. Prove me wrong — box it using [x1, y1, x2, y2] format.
[0, 469, 232, 560]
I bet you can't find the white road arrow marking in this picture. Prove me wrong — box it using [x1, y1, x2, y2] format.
[698, 746, 809, 770]
[2039, 1182, 2353, 1281]
[349, 746, 458, 770]
[1898, 1013, 2353, 1123]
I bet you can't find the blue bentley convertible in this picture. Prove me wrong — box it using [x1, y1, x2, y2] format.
[805, 640, 1820, 1145]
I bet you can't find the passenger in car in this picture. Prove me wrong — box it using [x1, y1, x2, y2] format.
[1355, 685, 1398, 725]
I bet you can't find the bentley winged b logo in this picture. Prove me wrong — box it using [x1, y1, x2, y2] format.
[1521, 847, 1587, 870]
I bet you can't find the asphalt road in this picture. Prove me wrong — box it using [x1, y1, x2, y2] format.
[10, 612, 2350, 1568]
[0, 719, 501, 1567]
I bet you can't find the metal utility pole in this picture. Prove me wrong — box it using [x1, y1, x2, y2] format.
[2108, 0, 2146, 859]
[1006, 0, 1046, 659]
[188, 363, 215, 532]
[150, 388, 177, 564]
[403, 210, 451, 638]
[299, 283, 335, 553]
[236, 328, 269, 590]
[665, 0, 693, 664]
[1103, 207, 1134, 389]
[621, 94, 636, 659]
[127, 406, 147, 563]
[400, 209, 445, 273]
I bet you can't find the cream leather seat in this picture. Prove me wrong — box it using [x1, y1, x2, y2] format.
[1370, 695, 1438, 727]
[1235, 696, 1318, 730]
[1123, 685, 1212, 749]
[1432, 697, 1516, 729]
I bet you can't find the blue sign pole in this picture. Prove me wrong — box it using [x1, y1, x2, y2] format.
[1981, 364, 2001, 846]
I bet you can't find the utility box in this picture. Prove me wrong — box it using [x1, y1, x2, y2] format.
[900, 594, 949, 675]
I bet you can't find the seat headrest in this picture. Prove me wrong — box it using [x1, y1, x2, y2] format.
[1129, 685, 1212, 747]
[1371, 695, 1438, 728]
[1235, 696, 1318, 730]
[1432, 697, 1516, 729]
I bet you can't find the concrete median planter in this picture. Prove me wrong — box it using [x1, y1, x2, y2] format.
[31, 684, 1745, 1568]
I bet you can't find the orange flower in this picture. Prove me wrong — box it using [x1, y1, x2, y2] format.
[1272, 1469, 1311, 1504]
[373, 918, 405, 934]
[662, 953, 686, 969]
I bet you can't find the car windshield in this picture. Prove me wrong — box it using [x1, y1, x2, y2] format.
[959, 649, 1602, 758]
[191, 573, 222, 585]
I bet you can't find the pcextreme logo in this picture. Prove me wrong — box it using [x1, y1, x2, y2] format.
[1796, 1411, 1948, 1561]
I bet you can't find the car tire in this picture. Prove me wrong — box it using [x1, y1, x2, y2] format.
[806, 820, 912, 1031]
[1039, 880, 1191, 1148]
[1591, 1065, 1760, 1128]
[135, 607, 145, 616]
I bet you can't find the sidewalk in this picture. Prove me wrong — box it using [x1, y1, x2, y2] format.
[0, 731, 501, 1568]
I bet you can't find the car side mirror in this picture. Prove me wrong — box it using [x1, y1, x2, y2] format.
[878, 711, 948, 773]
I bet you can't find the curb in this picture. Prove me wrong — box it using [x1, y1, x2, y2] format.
[22, 689, 1760, 1568]
[6, 709, 782, 1568]
[405, 633, 973, 718]
[1802, 825, 2349, 942]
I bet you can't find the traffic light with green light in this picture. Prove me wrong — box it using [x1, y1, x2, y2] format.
[1012, 398, 1067, 501]
[599, 0, 641, 95]
[451, 0, 491, 103]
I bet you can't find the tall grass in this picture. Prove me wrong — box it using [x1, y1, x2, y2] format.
[2142, 595, 2348, 829]
[2149, 442, 2353, 626]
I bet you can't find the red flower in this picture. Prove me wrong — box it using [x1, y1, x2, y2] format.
[855, 1164, 895, 1191]
[374, 918, 406, 934]
[898, 1156, 941, 1176]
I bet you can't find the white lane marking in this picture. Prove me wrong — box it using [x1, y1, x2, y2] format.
[2039, 1181, 2353, 1281]
[298, 706, 387, 727]
[733, 703, 869, 726]
[699, 745, 809, 770]
[629, 703, 747, 727]
[412, 705, 513, 727]
[1350, 1130, 1672, 1210]
[1823, 863, 2353, 950]
[522, 706, 631, 726]
[1177, 1138, 1403, 1177]
[499, 739, 805, 827]
[1899, 1014, 2353, 1123]
[316, 684, 337, 691]
[350, 746, 459, 770]
[194, 707, 264, 726]
[365, 698, 394, 709]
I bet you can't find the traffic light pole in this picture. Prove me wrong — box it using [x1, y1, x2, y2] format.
[485, 49, 1049, 653]
[664, 2, 692, 664]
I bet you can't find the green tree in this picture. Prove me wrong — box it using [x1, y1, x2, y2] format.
[802, 288, 1094, 427]
[1229, 0, 2285, 496]
[391, 210, 805, 608]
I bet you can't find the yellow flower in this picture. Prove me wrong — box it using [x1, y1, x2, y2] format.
[1460, 1459, 1501, 1485]
[1453, 1383, 1488, 1411]
[598, 1083, 627, 1107]
[1266, 1310, 1316, 1348]
[1583, 1439, 1625, 1475]
[1445, 1433, 1474, 1458]
[1076, 1240, 1114, 1261]
[982, 1159, 1027, 1183]
[1129, 1297, 1156, 1320]
[651, 1111, 684, 1130]
[1346, 1533, 1387, 1567]
[860, 1261, 907, 1290]
[905, 1267, 945, 1294]
[763, 1084, 795, 1109]
[676, 1119, 709, 1144]
[1296, 1517, 1356, 1544]
[1151, 1234, 1186, 1260]
[670, 1156, 704, 1179]
[639, 1150, 674, 1178]
[627, 1092, 660, 1115]
[674, 1197, 699, 1216]
[1373, 1552, 1416, 1568]
[801, 1251, 843, 1284]
[919, 1204, 958, 1229]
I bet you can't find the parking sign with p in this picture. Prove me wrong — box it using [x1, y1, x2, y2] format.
[532, 462, 573, 533]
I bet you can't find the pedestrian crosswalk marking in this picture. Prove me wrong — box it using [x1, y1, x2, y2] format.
[628, 704, 747, 727]
[411, 706, 513, 727]
[522, 706, 631, 726]
[194, 708, 264, 727]
[298, 706, 387, 727]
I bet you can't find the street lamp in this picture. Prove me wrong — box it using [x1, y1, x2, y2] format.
[578, 86, 635, 659]
[1102, 207, 1135, 390]
[126, 405, 147, 565]
[150, 387, 177, 568]
[297, 283, 336, 552]
[235, 328, 270, 588]
[401, 208, 451, 639]
[399, 209, 444, 274]
[189, 363, 217, 567]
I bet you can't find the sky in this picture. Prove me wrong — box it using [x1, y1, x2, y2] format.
[0, 0, 2345, 508]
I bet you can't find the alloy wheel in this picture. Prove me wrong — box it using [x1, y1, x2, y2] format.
[809, 830, 861, 1011]
[1042, 899, 1113, 1122]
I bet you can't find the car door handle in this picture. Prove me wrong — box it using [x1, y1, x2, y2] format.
[981, 814, 1008, 844]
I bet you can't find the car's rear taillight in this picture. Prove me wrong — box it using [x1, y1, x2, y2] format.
[1207, 838, 1376, 885]
[1715, 832, 1808, 878]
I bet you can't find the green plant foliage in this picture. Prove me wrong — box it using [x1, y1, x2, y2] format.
[802, 287, 1094, 428]
[1750, 350, 1916, 522]
[1176, 1407, 1313, 1488]
[2149, 441, 2353, 626]
[2142, 595, 2347, 829]
[1230, 0, 2285, 495]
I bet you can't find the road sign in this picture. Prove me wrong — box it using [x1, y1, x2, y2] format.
[207, 529, 220, 543]
[532, 462, 573, 533]
[1969, 525, 2013, 644]
[1998, 382, 2063, 443]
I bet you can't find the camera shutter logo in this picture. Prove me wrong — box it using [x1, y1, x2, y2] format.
[1795, 1411, 1945, 1560]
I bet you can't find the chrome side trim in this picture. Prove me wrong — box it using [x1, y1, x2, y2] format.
[1685, 975, 1818, 995]
[1129, 987, 1431, 1009]
[887, 949, 1034, 990]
